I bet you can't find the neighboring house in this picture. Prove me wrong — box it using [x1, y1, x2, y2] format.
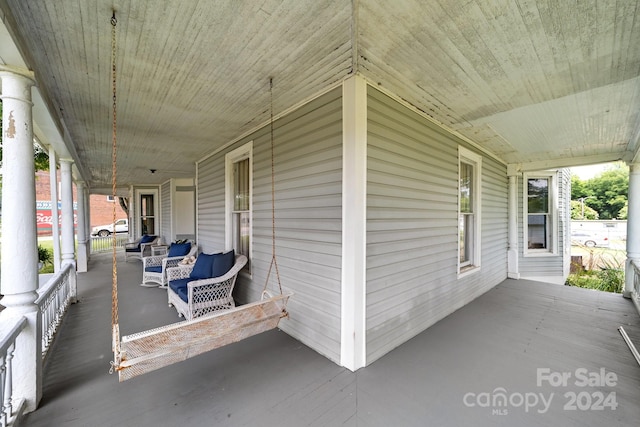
[35, 170, 127, 236]
[127, 81, 573, 368]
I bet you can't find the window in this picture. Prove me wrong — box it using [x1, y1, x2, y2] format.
[106, 195, 115, 202]
[138, 192, 156, 235]
[458, 147, 481, 275]
[226, 142, 253, 270]
[524, 173, 557, 255]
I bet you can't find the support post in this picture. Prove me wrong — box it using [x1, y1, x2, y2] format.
[60, 159, 78, 302]
[340, 75, 367, 371]
[507, 166, 520, 279]
[76, 182, 88, 272]
[624, 163, 640, 299]
[0, 66, 42, 413]
[48, 147, 61, 272]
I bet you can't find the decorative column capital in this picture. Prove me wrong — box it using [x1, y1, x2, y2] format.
[507, 163, 522, 177]
[0, 65, 35, 83]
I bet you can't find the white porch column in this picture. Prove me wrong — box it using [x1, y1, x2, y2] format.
[507, 167, 520, 279]
[48, 147, 61, 272]
[340, 75, 367, 371]
[76, 181, 88, 272]
[60, 159, 77, 301]
[0, 67, 42, 412]
[85, 190, 92, 257]
[128, 186, 135, 241]
[624, 163, 640, 298]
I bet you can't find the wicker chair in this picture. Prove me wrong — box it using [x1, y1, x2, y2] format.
[141, 240, 198, 288]
[124, 235, 158, 262]
[166, 253, 247, 320]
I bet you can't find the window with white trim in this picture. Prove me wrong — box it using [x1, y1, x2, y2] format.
[458, 147, 482, 274]
[225, 142, 252, 270]
[524, 173, 557, 255]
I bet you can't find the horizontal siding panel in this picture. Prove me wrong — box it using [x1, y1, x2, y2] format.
[197, 87, 343, 363]
[366, 86, 508, 364]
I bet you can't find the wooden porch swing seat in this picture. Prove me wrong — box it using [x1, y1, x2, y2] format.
[117, 292, 290, 381]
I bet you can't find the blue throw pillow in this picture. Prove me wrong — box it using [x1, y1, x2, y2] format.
[190, 253, 216, 280]
[139, 235, 156, 245]
[168, 242, 191, 257]
[211, 250, 235, 277]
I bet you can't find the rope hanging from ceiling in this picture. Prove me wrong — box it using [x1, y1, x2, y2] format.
[108, 12, 290, 381]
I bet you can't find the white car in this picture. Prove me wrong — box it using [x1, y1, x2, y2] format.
[91, 218, 128, 237]
[570, 232, 609, 248]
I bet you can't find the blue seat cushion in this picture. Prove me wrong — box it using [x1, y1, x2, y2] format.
[145, 265, 163, 273]
[168, 242, 191, 257]
[190, 253, 216, 280]
[125, 246, 141, 253]
[211, 250, 235, 277]
[169, 278, 190, 303]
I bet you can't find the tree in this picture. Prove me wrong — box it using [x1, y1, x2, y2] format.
[585, 164, 629, 219]
[570, 200, 599, 220]
[571, 164, 629, 220]
[571, 174, 591, 200]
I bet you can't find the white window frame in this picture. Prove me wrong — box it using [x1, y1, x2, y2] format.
[458, 147, 482, 277]
[225, 141, 253, 272]
[134, 188, 159, 237]
[523, 172, 558, 256]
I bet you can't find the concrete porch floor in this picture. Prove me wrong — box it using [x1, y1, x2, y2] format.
[24, 252, 640, 426]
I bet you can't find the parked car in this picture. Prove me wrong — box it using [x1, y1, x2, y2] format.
[91, 218, 128, 237]
[570, 231, 609, 248]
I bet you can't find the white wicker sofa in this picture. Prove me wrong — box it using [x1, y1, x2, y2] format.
[141, 240, 198, 288]
[166, 252, 248, 320]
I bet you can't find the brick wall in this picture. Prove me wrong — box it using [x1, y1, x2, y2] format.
[35, 170, 127, 236]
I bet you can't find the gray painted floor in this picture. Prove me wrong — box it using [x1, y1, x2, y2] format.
[24, 252, 640, 426]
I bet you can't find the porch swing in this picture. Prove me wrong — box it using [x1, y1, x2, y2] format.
[108, 13, 291, 382]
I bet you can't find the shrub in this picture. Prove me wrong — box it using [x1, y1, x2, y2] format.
[38, 245, 53, 265]
[565, 255, 624, 294]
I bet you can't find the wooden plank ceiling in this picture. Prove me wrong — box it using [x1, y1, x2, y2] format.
[1, 0, 639, 189]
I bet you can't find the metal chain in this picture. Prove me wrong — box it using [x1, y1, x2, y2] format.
[110, 12, 120, 350]
[263, 78, 283, 296]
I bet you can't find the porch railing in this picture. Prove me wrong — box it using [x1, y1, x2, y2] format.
[632, 260, 640, 315]
[90, 234, 128, 254]
[35, 263, 73, 359]
[0, 314, 27, 427]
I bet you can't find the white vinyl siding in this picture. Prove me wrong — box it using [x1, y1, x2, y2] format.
[197, 88, 343, 363]
[366, 86, 507, 364]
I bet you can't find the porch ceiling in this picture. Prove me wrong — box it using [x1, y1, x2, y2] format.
[1, 0, 639, 189]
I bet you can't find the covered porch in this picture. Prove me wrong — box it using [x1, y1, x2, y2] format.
[23, 252, 640, 426]
[1, 1, 640, 425]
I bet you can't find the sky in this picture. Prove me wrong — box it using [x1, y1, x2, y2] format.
[570, 163, 612, 180]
